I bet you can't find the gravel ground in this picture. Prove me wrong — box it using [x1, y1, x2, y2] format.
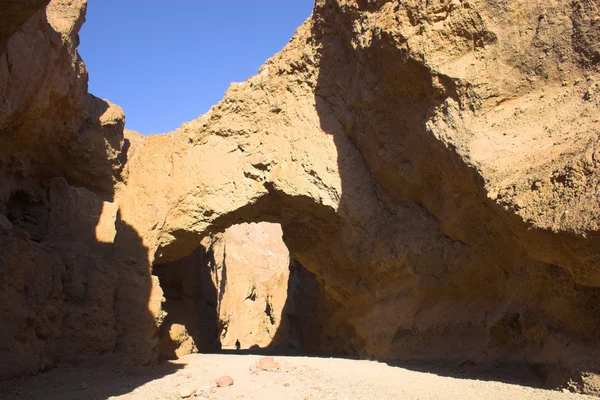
[0, 353, 596, 400]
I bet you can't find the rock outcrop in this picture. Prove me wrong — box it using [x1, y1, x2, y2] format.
[1, 0, 600, 395]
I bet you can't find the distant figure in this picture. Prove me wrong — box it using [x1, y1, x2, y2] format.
[235, 339, 241, 351]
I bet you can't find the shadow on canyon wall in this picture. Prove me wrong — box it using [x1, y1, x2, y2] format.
[309, 0, 600, 390]
[153, 246, 221, 357]
[143, 1, 600, 392]
[0, 102, 182, 397]
[5, 1, 600, 397]
[68, 0, 600, 393]
[0, 0, 49, 54]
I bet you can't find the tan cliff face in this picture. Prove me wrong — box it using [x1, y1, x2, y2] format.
[1, 0, 600, 394]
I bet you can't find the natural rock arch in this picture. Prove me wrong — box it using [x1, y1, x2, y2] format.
[112, 2, 600, 385]
[2, 0, 600, 393]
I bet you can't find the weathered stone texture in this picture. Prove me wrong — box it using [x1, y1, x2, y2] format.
[1, 0, 600, 394]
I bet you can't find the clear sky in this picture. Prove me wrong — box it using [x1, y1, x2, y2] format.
[79, 1, 314, 135]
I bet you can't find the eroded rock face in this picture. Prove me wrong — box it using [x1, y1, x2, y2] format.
[0, 0, 153, 378]
[204, 223, 294, 351]
[117, 0, 600, 391]
[1, 0, 600, 394]
[0, 0, 127, 198]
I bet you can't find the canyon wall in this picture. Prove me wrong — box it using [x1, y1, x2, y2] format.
[0, 0, 136, 377]
[1, 0, 600, 394]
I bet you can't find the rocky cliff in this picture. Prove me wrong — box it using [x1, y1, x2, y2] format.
[1, 0, 600, 394]
[0, 0, 133, 377]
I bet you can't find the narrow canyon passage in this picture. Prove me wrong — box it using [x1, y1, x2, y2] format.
[153, 223, 327, 358]
[2, 0, 600, 397]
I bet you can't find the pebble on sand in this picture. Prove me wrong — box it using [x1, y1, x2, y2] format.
[216, 375, 235, 387]
[178, 385, 196, 398]
[249, 363, 258, 374]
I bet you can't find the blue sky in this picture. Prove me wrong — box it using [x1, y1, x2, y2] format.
[79, 1, 313, 135]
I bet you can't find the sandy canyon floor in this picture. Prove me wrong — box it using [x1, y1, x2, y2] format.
[0, 353, 596, 400]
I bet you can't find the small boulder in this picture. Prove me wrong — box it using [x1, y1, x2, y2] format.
[216, 375, 234, 387]
[257, 356, 279, 371]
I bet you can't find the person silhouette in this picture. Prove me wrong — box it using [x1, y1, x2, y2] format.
[235, 339, 241, 350]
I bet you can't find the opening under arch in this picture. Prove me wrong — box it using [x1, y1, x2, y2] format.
[153, 222, 330, 359]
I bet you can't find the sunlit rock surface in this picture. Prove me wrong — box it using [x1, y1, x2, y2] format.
[1, 0, 600, 394]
